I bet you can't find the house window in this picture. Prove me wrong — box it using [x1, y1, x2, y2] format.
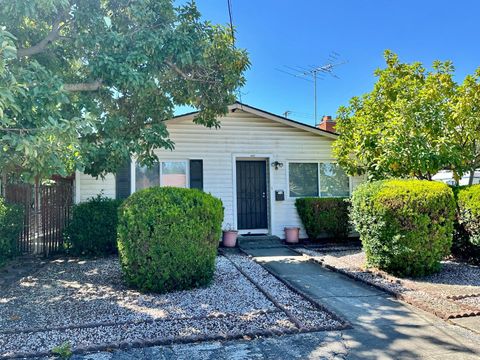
[289, 163, 319, 197]
[135, 162, 160, 191]
[135, 160, 189, 191]
[319, 163, 350, 197]
[288, 162, 350, 198]
[161, 161, 187, 188]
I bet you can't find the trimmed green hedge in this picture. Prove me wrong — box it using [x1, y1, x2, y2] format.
[452, 185, 480, 263]
[295, 197, 350, 240]
[0, 198, 24, 267]
[351, 179, 455, 277]
[117, 187, 223, 293]
[64, 195, 123, 257]
[456, 185, 480, 246]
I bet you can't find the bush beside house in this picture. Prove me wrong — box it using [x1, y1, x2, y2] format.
[0, 198, 24, 267]
[452, 185, 480, 264]
[117, 187, 223, 293]
[295, 197, 350, 241]
[351, 179, 455, 277]
[64, 196, 123, 257]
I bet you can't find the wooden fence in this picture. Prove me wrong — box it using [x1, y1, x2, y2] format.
[4, 179, 74, 256]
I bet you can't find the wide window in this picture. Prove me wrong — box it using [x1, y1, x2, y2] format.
[289, 162, 349, 198]
[135, 161, 188, 191]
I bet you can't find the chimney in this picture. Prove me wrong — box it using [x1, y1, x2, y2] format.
[317, 115, 336, 133]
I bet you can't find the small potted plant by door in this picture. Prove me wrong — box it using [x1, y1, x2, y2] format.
[222, 224, 238, 248]
[284, 226, 300, 244]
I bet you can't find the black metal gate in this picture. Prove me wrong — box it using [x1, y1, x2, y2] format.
[4, 179, 73, 256]
[236, 160, 268, 230]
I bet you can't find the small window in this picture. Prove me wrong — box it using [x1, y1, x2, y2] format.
[319, 163, 350, 197]
[135, 162, 160, 191]
[289, 163, 319, 197]
[161, 161, 187, 188]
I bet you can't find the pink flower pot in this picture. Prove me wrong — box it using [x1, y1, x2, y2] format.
[222, 230, 238, 247]
[284, 227, 300, 244]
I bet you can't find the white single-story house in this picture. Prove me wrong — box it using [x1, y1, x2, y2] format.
[74, 102, 363, 239]
[433, 170, 480, 186]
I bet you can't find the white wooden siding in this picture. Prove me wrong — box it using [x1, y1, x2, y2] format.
[76, 172, 115, 203]
[77, 109, 363, 238]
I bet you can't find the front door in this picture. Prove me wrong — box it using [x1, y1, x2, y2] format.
[236, 160, 268, 230]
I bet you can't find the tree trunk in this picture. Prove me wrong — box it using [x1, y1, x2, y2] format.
[469, 169, 475, 186]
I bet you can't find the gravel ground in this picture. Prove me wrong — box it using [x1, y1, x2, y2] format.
[0, 255, 343, 358]
[295, 246, 480, 319]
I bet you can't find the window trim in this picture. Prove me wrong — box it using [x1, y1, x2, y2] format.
[287, 160, 351, 199]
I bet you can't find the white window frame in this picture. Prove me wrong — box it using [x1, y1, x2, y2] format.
[287, 161, 351, 199]
[132, 158, 190, 192]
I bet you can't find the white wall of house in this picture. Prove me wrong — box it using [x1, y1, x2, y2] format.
[77, 107, 363, 238]
[75, 171, 116, 203]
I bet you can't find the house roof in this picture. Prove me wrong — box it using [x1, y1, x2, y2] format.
[166, 102, 339, 139]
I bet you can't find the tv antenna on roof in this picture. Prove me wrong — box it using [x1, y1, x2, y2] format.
[276, 52, 347, 125]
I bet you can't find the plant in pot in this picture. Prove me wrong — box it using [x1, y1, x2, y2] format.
[284, 226, 300, 244]
[222, 223, 238, 248]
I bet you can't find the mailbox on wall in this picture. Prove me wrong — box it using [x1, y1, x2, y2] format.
[275, 190, 285, 201]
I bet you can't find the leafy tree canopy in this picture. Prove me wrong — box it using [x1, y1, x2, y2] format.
[334, 51, 480, 184]
[334, 50, 460, 181]
[0, 0, 249, 180]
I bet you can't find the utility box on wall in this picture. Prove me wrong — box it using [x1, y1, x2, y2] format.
[275, 190, 285, 201]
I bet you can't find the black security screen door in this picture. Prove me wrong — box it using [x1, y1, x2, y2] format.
[236, 160, 268, 230]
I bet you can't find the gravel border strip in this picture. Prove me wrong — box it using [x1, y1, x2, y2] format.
[228, 248, 351, 330]
[293, 247, 480, 320]
[448, 293, 480, 300]
[0, 309, 281, 336]
[221, 252, 306, 331]
[3, 325, 303, 360]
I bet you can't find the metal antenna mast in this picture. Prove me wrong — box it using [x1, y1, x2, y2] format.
[276, 52, 347, 124]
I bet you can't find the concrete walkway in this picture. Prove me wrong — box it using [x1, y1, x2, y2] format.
[242, 244, 480, 359]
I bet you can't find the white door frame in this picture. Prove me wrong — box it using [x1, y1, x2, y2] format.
[232, 154, 274, 235]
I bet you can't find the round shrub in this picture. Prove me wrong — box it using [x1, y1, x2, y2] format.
[117, 187, 224, 293]
[295, 197, 350, 241]
[0, 198, 24, 266]
[457, 185, 480, 246]
[351, 179, 455, 277]
[64, 195, 123, 257]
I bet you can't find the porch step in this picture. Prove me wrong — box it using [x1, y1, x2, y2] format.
[237, 235, 284, 249]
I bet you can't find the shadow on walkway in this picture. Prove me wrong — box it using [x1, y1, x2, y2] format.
[241, 245, 480, 359]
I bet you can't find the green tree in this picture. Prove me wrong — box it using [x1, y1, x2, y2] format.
[452, 70, 480, 185]
[0, 0, 249, 182]
[333, 51, 458, 180]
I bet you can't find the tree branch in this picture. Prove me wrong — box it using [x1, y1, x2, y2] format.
[63, 80, 103, 92]
[17, 14, 66, 58]
[165, 60, 219, 84]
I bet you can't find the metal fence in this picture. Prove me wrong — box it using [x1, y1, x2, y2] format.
[4, 179, 74, 256]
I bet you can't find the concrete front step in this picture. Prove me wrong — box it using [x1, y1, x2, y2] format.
[237, 235, 284, 249]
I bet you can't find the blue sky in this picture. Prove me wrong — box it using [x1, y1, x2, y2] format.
[177, 1, 479, 126]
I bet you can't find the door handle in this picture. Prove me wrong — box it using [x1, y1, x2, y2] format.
[262, 192, 266, 198]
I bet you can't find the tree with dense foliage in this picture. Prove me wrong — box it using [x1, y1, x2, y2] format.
[451, 70, 480, 185]
[0, 0, 249, 182]
[333, 51, 464, 181]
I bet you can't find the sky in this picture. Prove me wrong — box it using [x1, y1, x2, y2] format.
[176, 0, 480, 127]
